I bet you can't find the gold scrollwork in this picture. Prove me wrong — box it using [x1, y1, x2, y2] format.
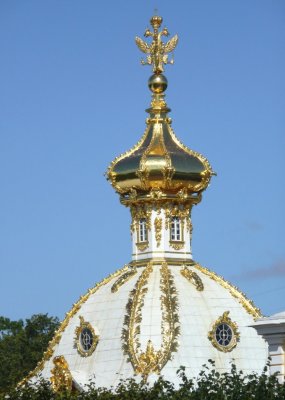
[180, 266, 204, 291]
[164, 205, 190, 231]
[50, 356, 72, 392]
[208, 311, 239, 352]
[74, 316, 99, 357]
[130, 205, 151, 233]
[111, 267, 137, 293]
[136, 242, 149, 251]
[169, 241, 185, 250]
[154, 217, 162, 247]
[122, 262, 180, 380]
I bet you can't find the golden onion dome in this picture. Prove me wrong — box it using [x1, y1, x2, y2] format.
[107, 17, 215, 204]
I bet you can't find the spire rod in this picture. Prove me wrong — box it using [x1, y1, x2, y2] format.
[135, 15, 178, 74]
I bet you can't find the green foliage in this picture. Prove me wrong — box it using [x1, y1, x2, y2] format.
[0, 314, 284, 399]
[1, 361, 285, 399]
[0, 314, 59, 393]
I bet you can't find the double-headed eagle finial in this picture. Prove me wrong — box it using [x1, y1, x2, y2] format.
[135, 15, 178, 74]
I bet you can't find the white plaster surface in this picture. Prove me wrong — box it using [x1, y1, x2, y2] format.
[252, 311, 285, 383]
[38, 263, 268, 389]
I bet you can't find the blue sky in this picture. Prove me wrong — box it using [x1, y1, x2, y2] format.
[0, 0, 284, 321]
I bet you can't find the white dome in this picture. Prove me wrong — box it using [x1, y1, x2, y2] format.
[28, 261, 267, 390]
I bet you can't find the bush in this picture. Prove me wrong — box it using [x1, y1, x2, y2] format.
[2, 361, 285, 400]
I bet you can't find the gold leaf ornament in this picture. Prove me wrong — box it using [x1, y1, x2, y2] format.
[180, 266, 204, 291]
[50, 356, 72, 392]
[154, 217, 162, 247]
[121, 262, 180, 380]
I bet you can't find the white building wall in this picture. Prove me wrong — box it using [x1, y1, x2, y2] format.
[131, 207, 192, 262]
[251, 312, 285, 383]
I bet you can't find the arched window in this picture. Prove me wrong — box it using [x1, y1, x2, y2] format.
[170, 217, 181, 241]
[138, 218, 147, 242]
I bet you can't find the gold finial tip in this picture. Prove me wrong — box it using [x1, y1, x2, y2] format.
[150, 15, 163, 29]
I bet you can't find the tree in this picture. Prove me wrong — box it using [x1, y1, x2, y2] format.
[0, 314, 59, 393]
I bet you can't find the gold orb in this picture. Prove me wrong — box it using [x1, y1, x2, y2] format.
[148, 74, 168, 94]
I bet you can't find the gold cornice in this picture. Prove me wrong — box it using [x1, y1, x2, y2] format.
[130, 258, 195, 267]
[121, 190, 202, 207]
[131, 251, 192, 257]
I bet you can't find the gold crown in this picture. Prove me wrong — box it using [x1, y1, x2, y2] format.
[150, 15, 163, 29]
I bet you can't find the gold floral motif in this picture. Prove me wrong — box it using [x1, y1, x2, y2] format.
[74, 316, 99, 357]
[111, 267, 137, 293]
[169, 241, 185, 250]
[136, 340, 161, 379]
[149, 189, 164, 201]
[159, 262, 180, 369]
[136, 242, 149, 251]
[208, 311, 240, 352]
[50, 356, 72, 392]
[136, 167, 150, 190]
[194, 263, 261, 319]
[180, 266, 204, 291]
[122, 262, 180, 380]
[154, 217, 162, 247]
[20, 265, 129, 385]
[122, 263, 153, 374]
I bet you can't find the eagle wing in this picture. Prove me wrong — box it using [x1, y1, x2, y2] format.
[135, 36, 150, 54]
[164, 34, 178, 53]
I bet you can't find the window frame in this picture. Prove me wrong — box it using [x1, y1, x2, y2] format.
[169, 216, 185, 249]
[136, 217, 149, 251]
